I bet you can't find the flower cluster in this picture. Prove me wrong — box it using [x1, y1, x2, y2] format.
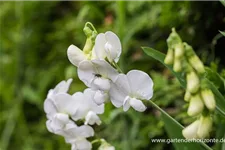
[44, 22, 154, 150]
[164, 28, 216, 139]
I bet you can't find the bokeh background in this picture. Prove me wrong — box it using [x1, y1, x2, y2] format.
[0, 1, 225, 150]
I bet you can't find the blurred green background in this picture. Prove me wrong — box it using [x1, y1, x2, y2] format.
[0, 1, 225, 150]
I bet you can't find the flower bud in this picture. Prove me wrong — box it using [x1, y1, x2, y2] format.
[201, 89, 216, 111]
[184, 91, 191, 102]
[186, 71, 200, 94]
[173, 58, 182, 72]
[197, 115, 212, 138]
[164, 48, 174, 65]
[187, 94, 204, 116]
[188, 55, 205, 74]
[174, 43, 184, 59]
[182, 120, 200, 139]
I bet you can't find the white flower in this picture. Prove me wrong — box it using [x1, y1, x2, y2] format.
[94, 31, 121, 62]
[109, 70, 153, 112]
[70, 88, 104, 125]
[71, 138, 92, 150]
[93, 90, 109, 105]
[78, 60, 119, 92]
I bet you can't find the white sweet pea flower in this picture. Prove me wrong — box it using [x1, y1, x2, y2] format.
[78, 59, 119, 92]
[109, 70, 153, 112]
[94, 31, 122, 62]
[70, 88, 104, 125]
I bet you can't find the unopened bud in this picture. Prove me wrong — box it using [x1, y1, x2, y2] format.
[164, 48, 174, 65]
[174, 43, 184, 58]
[182, 120, 200, 139]
[173, 58, 182, 72]
[189, 55, 205, 74]
[197, 115, 212, 138]
[186, 71, 200, 94]
[184, 91, 191, 102]
[187, 94, 204, 116]
[201, 89, 216, 111]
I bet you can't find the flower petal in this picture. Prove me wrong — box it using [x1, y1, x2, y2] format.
[109, 74, 130, 108]
[71, 138, 92, 150]
[54, 93, 77, 116]
[85, 111, 101, 125]
[93, 90, 108, 105]
[78, 60, 95, 87]
[105, 31, 122, 62]
[67, 45, 86, 67]
[91, 78, 111, 91]
[129, 98, 147, 112]
[92, 60, 119, 82]
[127, 70, 153, 100]
[123, 96, 131, 112]
[94, 33, 107, 59]
[44, 98, 57, 119]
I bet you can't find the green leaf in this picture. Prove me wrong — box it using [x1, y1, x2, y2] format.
[142, 47, 186, 87]
[142, 47, 225, 117]
[149, 100, 212, 150]
[219, 31, 225, 36]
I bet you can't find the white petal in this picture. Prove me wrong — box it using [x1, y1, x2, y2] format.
[127, 70, 153, 100]
[54, 93, 77, 116]
[123, 96, 131, 112]
[83, 88, 105, 114]
[78, 60, 96, 87]
[93, 90, 108, 105]
[72, 138, 92, 150]
[94, 33, 107, 59]
[48, 78, 73, 97]
[46, 120, 54, 133]
[67, 45, 86, 67]
[85, 111, 102, 125]
[109, 74, 130, 108]
[44, 98, 57, 119]
[129, 98, 147, 112]
[70, 92, 89, 121]
[105, 31, 122, 62]
[91, 78, 111, 91]
[92, 60, 119, 82]
[75, 125, 94, 137]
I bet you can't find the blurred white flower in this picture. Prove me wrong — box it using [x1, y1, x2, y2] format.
[109, 70, 153, 112]
[94, 31, 121, 62]
[78, 59, 119, 92]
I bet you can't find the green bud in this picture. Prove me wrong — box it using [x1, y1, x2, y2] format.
[188, 55, 205, 74]
[82, 23, 98, 55]
[187, 94, 204, 116]
[183, 43, 195, 58]
[197, 115, 212, 138]
[167, 28, 182, 48]
[164, 48, 174, 65]
[186, 71, 200, 94]
[182, 120, 200, 139]
[173, 58, 182, 72]
[201, 89, 216, 111]
[184, 91, 191, 102]
[174, 43, 184, 59]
